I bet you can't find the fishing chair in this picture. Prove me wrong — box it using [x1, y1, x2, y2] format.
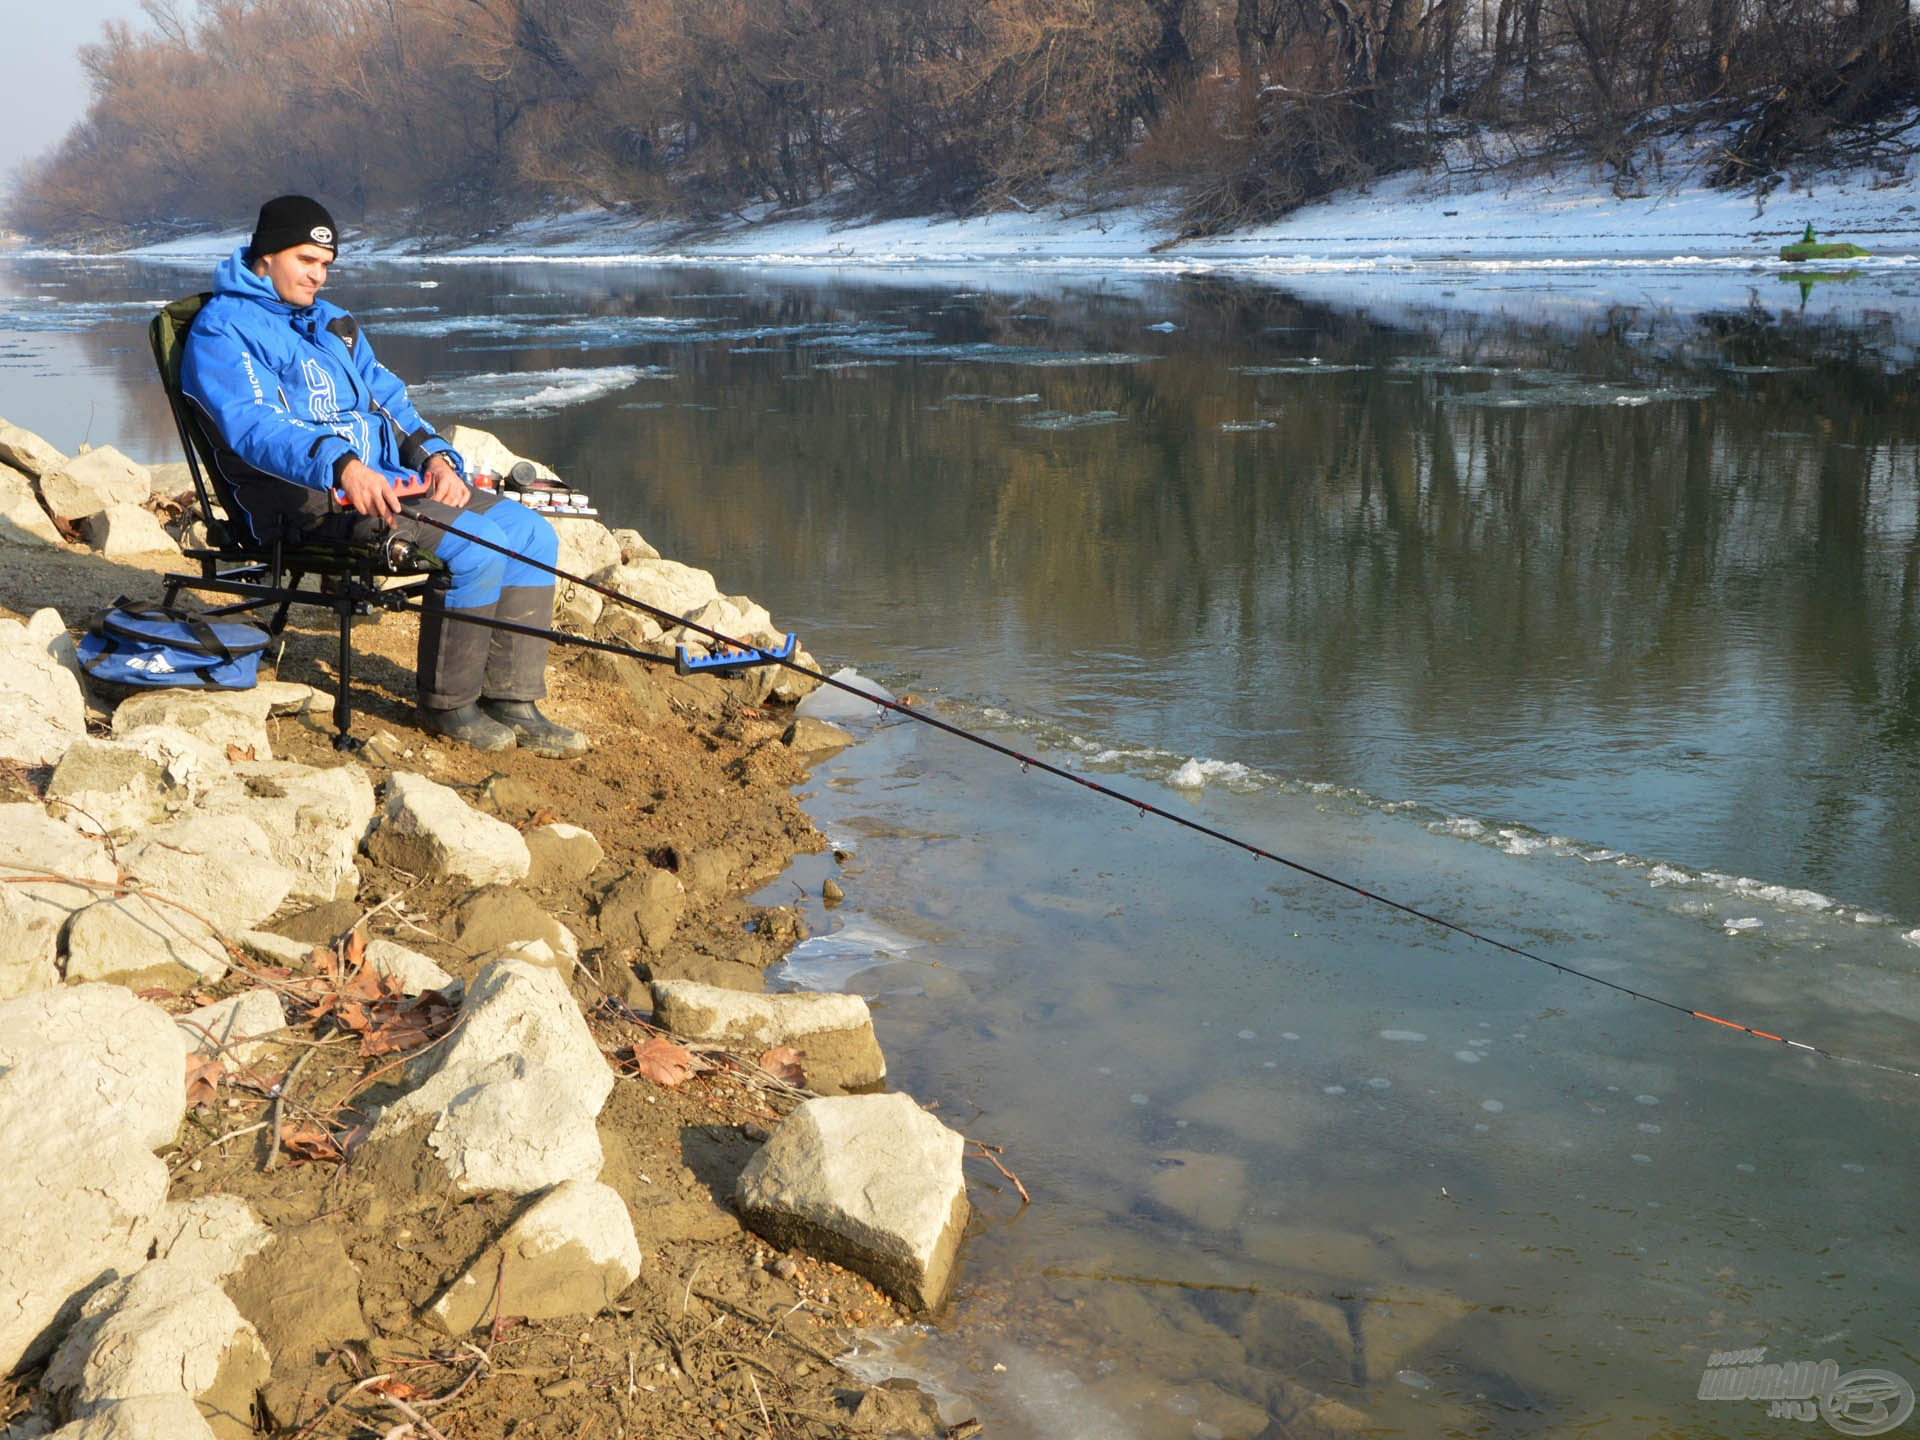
[150, 293, 445, 750]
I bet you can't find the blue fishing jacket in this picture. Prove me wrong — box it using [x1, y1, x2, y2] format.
[180, 247, 462, 539]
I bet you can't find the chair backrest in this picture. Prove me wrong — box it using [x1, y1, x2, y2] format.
[149, 294, 246, 550]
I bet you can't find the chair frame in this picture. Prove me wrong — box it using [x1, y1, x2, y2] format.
[150, 294, 442, 750]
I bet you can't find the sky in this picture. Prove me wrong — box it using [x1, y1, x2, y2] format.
[0, 0, 155, 195]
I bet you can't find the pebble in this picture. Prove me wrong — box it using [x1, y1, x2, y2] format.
[822, 879, 844, 904]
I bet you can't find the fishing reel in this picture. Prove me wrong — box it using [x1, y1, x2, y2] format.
[378, 531, 424, 573]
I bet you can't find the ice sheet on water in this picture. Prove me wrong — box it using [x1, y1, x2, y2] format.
[769, 916, 921, 992]
[410, 365, 656, 417]
[1015, 410, 1125, 430]
[1443, 380, 1715, 408]
[793, 666, 896, 722]
[1167, 758, 1256, 790]
[1219, 420, 1279, 432]
[1232, 362, 1370, 375]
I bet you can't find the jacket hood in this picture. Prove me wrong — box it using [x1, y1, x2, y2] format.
[212, 245, 304, 312]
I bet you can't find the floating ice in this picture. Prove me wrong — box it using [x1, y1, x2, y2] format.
[1454, 1050, 1482, 1063]
[1146, 321, 1183, 332]
[793, 667, 896, 722]
[1841, 1162, 1865, 1173]
[1394, 1371, 1432, 1391]
[1281, 1032, 1300, 1041]
[1324, 1085, 1347, 1095]
[1379, 1030, 1426, 1042]
[1635, 1094, 1659, 1106]
[1438, 816, 1486, 838]
[1638, 1123, 1661, 1135]
[1232, 362, 1370, 375]
[1015, 409, 1125, 430]
[412, 364, 655, 417]
[1237, 1030, 1257, 1040]
[1736, 1163, 1756, 1173]
[1480, 1099, 1505, 1113]
[1167, 758, 1255, 790]
[1632, 1153, 1653, 1163]
[1724, 916, 1763, 932]
[1367, 1077, 1392, 1090]
[1219, 420, 1278, 432]
[1129, 1094, 1149, 1106]
[770, 916, 919, 991]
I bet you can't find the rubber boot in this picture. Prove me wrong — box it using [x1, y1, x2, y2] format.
[484, 585, 557, 702]
[417, 599, 496, 711]
[479, 699, 589, 758]
[420, 702, 516, 752]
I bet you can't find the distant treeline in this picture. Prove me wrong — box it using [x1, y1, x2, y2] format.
[12, 0, 1919, 243]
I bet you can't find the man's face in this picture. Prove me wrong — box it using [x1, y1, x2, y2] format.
[253, 243, 334, 307]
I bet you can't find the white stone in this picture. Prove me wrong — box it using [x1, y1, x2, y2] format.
[149, 1196, 271, 1284]
[0, 986, 186, 1371]
[46, 1395, 218, 1440]
[652, 980, 885, 1090]
[554, 582, 604, 631]
[591, 557, 720, 619]
[110, 689, 275, 761]
[85, 503, 179, 557]
[117, 811, 296, 934]
[372, 1053, 605, 1199]
[236, 929, 314, 967]
[736, 1093, 969, 1312]
[0, 614, 88, 766]
[442, 425, 556, 482]
[0, 804, 117, 1000]
[43, 1260, 269, 1421]
[0, 419, 68, 479]
[525, 822, 604, 885]
[550, 515, 620, 580]
[0, 461, 64, 546]
[364, 938, 456, 995]
[609, 528, 658, 563]
[768, 645, 823, 704]
[193, 760, 375, 904]
[428, 1178, 641, 1333]
[45, 738, 179, 837]
[366, 771, 530, 887]
[38, 446, 150, 523]
[62, 895, 230, 989]
[413, 958, 611, 1114]
[108, 725, 231, 794]
[177, 989, 285, 1065]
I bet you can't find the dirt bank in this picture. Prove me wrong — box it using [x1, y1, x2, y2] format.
[0, 539, 966, 1440]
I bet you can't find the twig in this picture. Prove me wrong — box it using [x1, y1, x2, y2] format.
[372, 1385, 450, 1440]
[262, 1047, 317, 1172]
[749, 1369, 772, 1433]
[965, 1139, 1031, 1204]
[168, 1120, 269, 1171]
[765, 1298, 808, 1342]
[682, 1259, 703, 1319]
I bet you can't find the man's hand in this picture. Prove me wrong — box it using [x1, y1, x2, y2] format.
[336, 459, 402, 522]
[424, 454, 469, 508]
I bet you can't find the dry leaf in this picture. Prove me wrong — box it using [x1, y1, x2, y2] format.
[342, 927, 367, 966]
[619, 1037, 698, 1087]
[759, 1046, 808, 1087]
[224, 743, 257, 762]
[366, 1377, 427, 1402]
[279, 1121, 344, 1164]
[184, 1052, 223, 1109]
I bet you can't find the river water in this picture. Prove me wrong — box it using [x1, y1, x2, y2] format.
[5, 252, 1918, 1437]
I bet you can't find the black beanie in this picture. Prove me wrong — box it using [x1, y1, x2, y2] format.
[247, 195, 339, 262]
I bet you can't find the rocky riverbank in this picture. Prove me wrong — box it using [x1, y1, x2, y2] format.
[0, 418, 978, 1440]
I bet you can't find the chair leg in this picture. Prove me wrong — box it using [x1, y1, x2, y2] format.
[269, 573, 302, 636]
[331, 600, 361, 752]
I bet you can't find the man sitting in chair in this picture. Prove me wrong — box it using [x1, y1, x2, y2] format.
[181, 194, 586, 757]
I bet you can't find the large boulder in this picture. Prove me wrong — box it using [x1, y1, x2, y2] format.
[411, 959, 612, 1111]
[0, 461, 64, 546]
[46, 1394, 220, 1439]
[591, 557, 720, 619]
[86, 503, 179, 557]
[43, 1260, 269, 1440]
[735, 1093, 969, 1312]
[193, 760, 376, 904]
[427, 1179, 641, 1333]
[0, 611, 88, 767]
[0, 804, 119, 1001]
[38, 446, 151, 524]
[63, 895, 231, 990]
[0, 419, 68, 479]
[110, 690, 275, 762]
[221, 1223, 368, 1369]
[652, 980, 886, 1093]
[525, 822, 604, 886]
[117, 811, 297, 935]
[0, 986, 186, 1372]
[454, 887, 578, 965]
[365, 771, 530, 887]
[177, 989, 286, 1066]
[550, 515, 620, 581]
[148, 1196, 272, 1285]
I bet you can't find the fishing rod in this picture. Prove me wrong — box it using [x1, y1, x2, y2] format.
[405, 512, 1920, 1083]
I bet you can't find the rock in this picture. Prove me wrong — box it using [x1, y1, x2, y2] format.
[679, 848, 736, 894]
[0, 461, 64, 546]
[365, 959, 612, 1199]
[110, 689, 275, 762]
[735, 1093, 968, 1312]
[149, 1196, 271, 1284]
[554, 582, 604, 631]
[45, 738, 179, 836]
[442, 425, 555, 482]
[609, 528, 658, 563]
[638, 952, 766, 992]
[783, 717, 854, 759]
[364, 938, 456, 995]
[45, 1394, 220, 1439]
[108, 724, 232, 795]
[85, 503, 179, 557]
[254, 680, 326, 717]
[365, 1052, 606, 1201]
[428, 1179, 641, 1333]
[454, 887, 578, 964]
[592, 557, 720, 619]
[146, 461, 193, 496]
[0, 804, 118, 1000]
[222, 1223, 368, 1366]
[177, 989, 286, 1065]
[848, 1381, 947, 1437]
[598, 868, 685, 950]
[44, 1260, 268, 1438]
[550, 515, 621, 580]
[365, 771, 530, 887]
[0, 985, 185, 1372]
[117, 811, 297, 934]
[0, 613, 88, 766]
[674, 596, 780, 653]
[652, 981, 886, 1093]
[0, 419, 68, 479]
[39, 446, 151, 524]
[525, 822, 604, 885]
[192, 760, 376, 904]
[63, 895, 229, 989]
[235, 929, 315, 968]
[768, 646, 823, 704]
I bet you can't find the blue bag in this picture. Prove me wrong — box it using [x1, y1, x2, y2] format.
[78, 601, 269, 690]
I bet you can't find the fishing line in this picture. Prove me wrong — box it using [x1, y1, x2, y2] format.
[407, 512, 1920, 1083]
